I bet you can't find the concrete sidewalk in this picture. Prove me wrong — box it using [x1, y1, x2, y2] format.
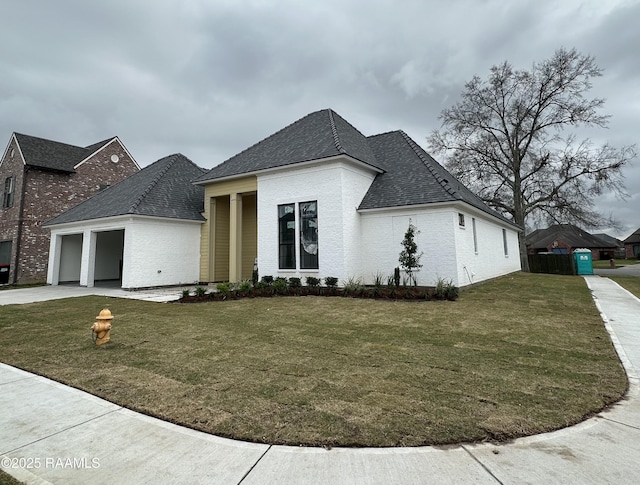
[1, 276, 639, 484]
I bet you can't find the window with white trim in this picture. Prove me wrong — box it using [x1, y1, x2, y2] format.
[278, 201, 319, 270]
[458, 213, 465, 227]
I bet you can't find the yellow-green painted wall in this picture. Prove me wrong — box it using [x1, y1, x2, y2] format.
[199, 177, 257, 282]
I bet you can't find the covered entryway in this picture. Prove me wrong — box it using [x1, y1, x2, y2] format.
[208, 190, 257, 282]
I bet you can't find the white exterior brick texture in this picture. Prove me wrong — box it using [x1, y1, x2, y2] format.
[48, 216, 201, 289]
[360, 207, 520, 287]
[257, 161, 521, 287]
[257, 159, 376, 282]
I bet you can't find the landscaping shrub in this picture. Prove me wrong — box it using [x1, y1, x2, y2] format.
[306, 276, 320, 287]
[195, 286, 207, 297]
[343, 276, 364, 297]
[181, 289, 191, 298]
[261, 275, 274, 285]
[273, 277, 288, 295]
[237, 280, 253, 295]
[216, 282, 231, 298]
[288, 277, 302, 288]
[434, 277, 459, 300]
[324, 276, 338, 287]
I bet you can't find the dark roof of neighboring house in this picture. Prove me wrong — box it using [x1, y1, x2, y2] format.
[44, 154, 206, 226]
[194, 109, 381, 183]
[526, 224, 615, 249]
[623, 227, 640, 244]
[593, 233, 623, 248]
[194, 108, 518, 228]
[13, 133, 118, 173]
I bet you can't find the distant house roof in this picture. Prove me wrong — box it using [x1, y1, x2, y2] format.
[526, 224, 615, 249]
[623, 227, 640, 244]
[195, 108, 518, 228]
[592, 233, 623, 248]
[44, 153, 206, 226]
[13, 133, 124, 173]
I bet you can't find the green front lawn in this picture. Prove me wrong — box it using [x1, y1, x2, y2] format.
[592, 258, 640, 269]
[0, 273, 627, 447]
[609, 276, 640, 299]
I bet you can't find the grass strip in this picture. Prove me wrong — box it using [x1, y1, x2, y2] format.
[0, 273, 627, 447]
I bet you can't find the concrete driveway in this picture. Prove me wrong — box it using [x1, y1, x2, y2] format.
[0, 284, 192, 305]
[595, 261, 640, 277]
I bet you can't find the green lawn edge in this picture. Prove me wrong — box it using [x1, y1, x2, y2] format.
[0, 273, 628, 447]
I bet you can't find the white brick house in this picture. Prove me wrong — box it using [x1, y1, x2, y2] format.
[44, 154, 205, 289]
[45, 109, 520, 290]
[195, 109, 521, 287]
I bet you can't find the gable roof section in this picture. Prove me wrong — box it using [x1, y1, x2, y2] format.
[623, 227, 640, 244]
[13, 133, 121, 173]
[194, 109, 381, 183]
[526, 224, 615, 249]
[593, 233, 623, 247]
[359, 131, 517, 226]
[194, 108, 519, 228]
[44, 153, 206, 226]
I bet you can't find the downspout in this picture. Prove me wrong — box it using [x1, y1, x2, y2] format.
[12, 165, 29, 284]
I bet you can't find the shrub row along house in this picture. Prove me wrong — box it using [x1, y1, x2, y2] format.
[32, 109, 521, 289]
[0, 133, 139, 284]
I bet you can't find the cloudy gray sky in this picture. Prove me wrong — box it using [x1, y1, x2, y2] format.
[1, 0, 638, 238]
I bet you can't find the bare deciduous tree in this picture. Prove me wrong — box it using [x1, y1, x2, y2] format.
[428, 47, 636, 270]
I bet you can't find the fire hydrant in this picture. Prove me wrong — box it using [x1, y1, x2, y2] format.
[91, 309, 113, 346]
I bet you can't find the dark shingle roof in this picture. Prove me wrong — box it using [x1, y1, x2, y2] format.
[359, 131, 517, 226]
[194, 109, 381, 183]
[44, 154, 206, 226]
[526, 224, 615, 249]
[593, 233, 623, 247]
[14, 133, 116, 172]
[623, 227, 640, 244]
[194, 109, 519, 228]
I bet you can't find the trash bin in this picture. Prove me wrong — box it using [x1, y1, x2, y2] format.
[0, 264, 9, 284]
[573, 249, 594, 275]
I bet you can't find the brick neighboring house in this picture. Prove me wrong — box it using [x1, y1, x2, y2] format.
[526, 224, 617, 260]
[623, 227, 640, 259]
[0, 133, 140, 284]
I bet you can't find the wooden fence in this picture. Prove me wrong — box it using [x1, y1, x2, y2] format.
[528, 253, 576, 275]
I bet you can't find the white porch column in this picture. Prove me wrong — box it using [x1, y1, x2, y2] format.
[47, 233, 62, 285]
[79, 230, 97, 287]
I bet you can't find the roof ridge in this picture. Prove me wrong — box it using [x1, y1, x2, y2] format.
[129, 154, 178, 212]
[203, 109, 329, 175]
[399, 130, 458, 197]
[327, 109, 346, 154]
[15, 132, 86, 151]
